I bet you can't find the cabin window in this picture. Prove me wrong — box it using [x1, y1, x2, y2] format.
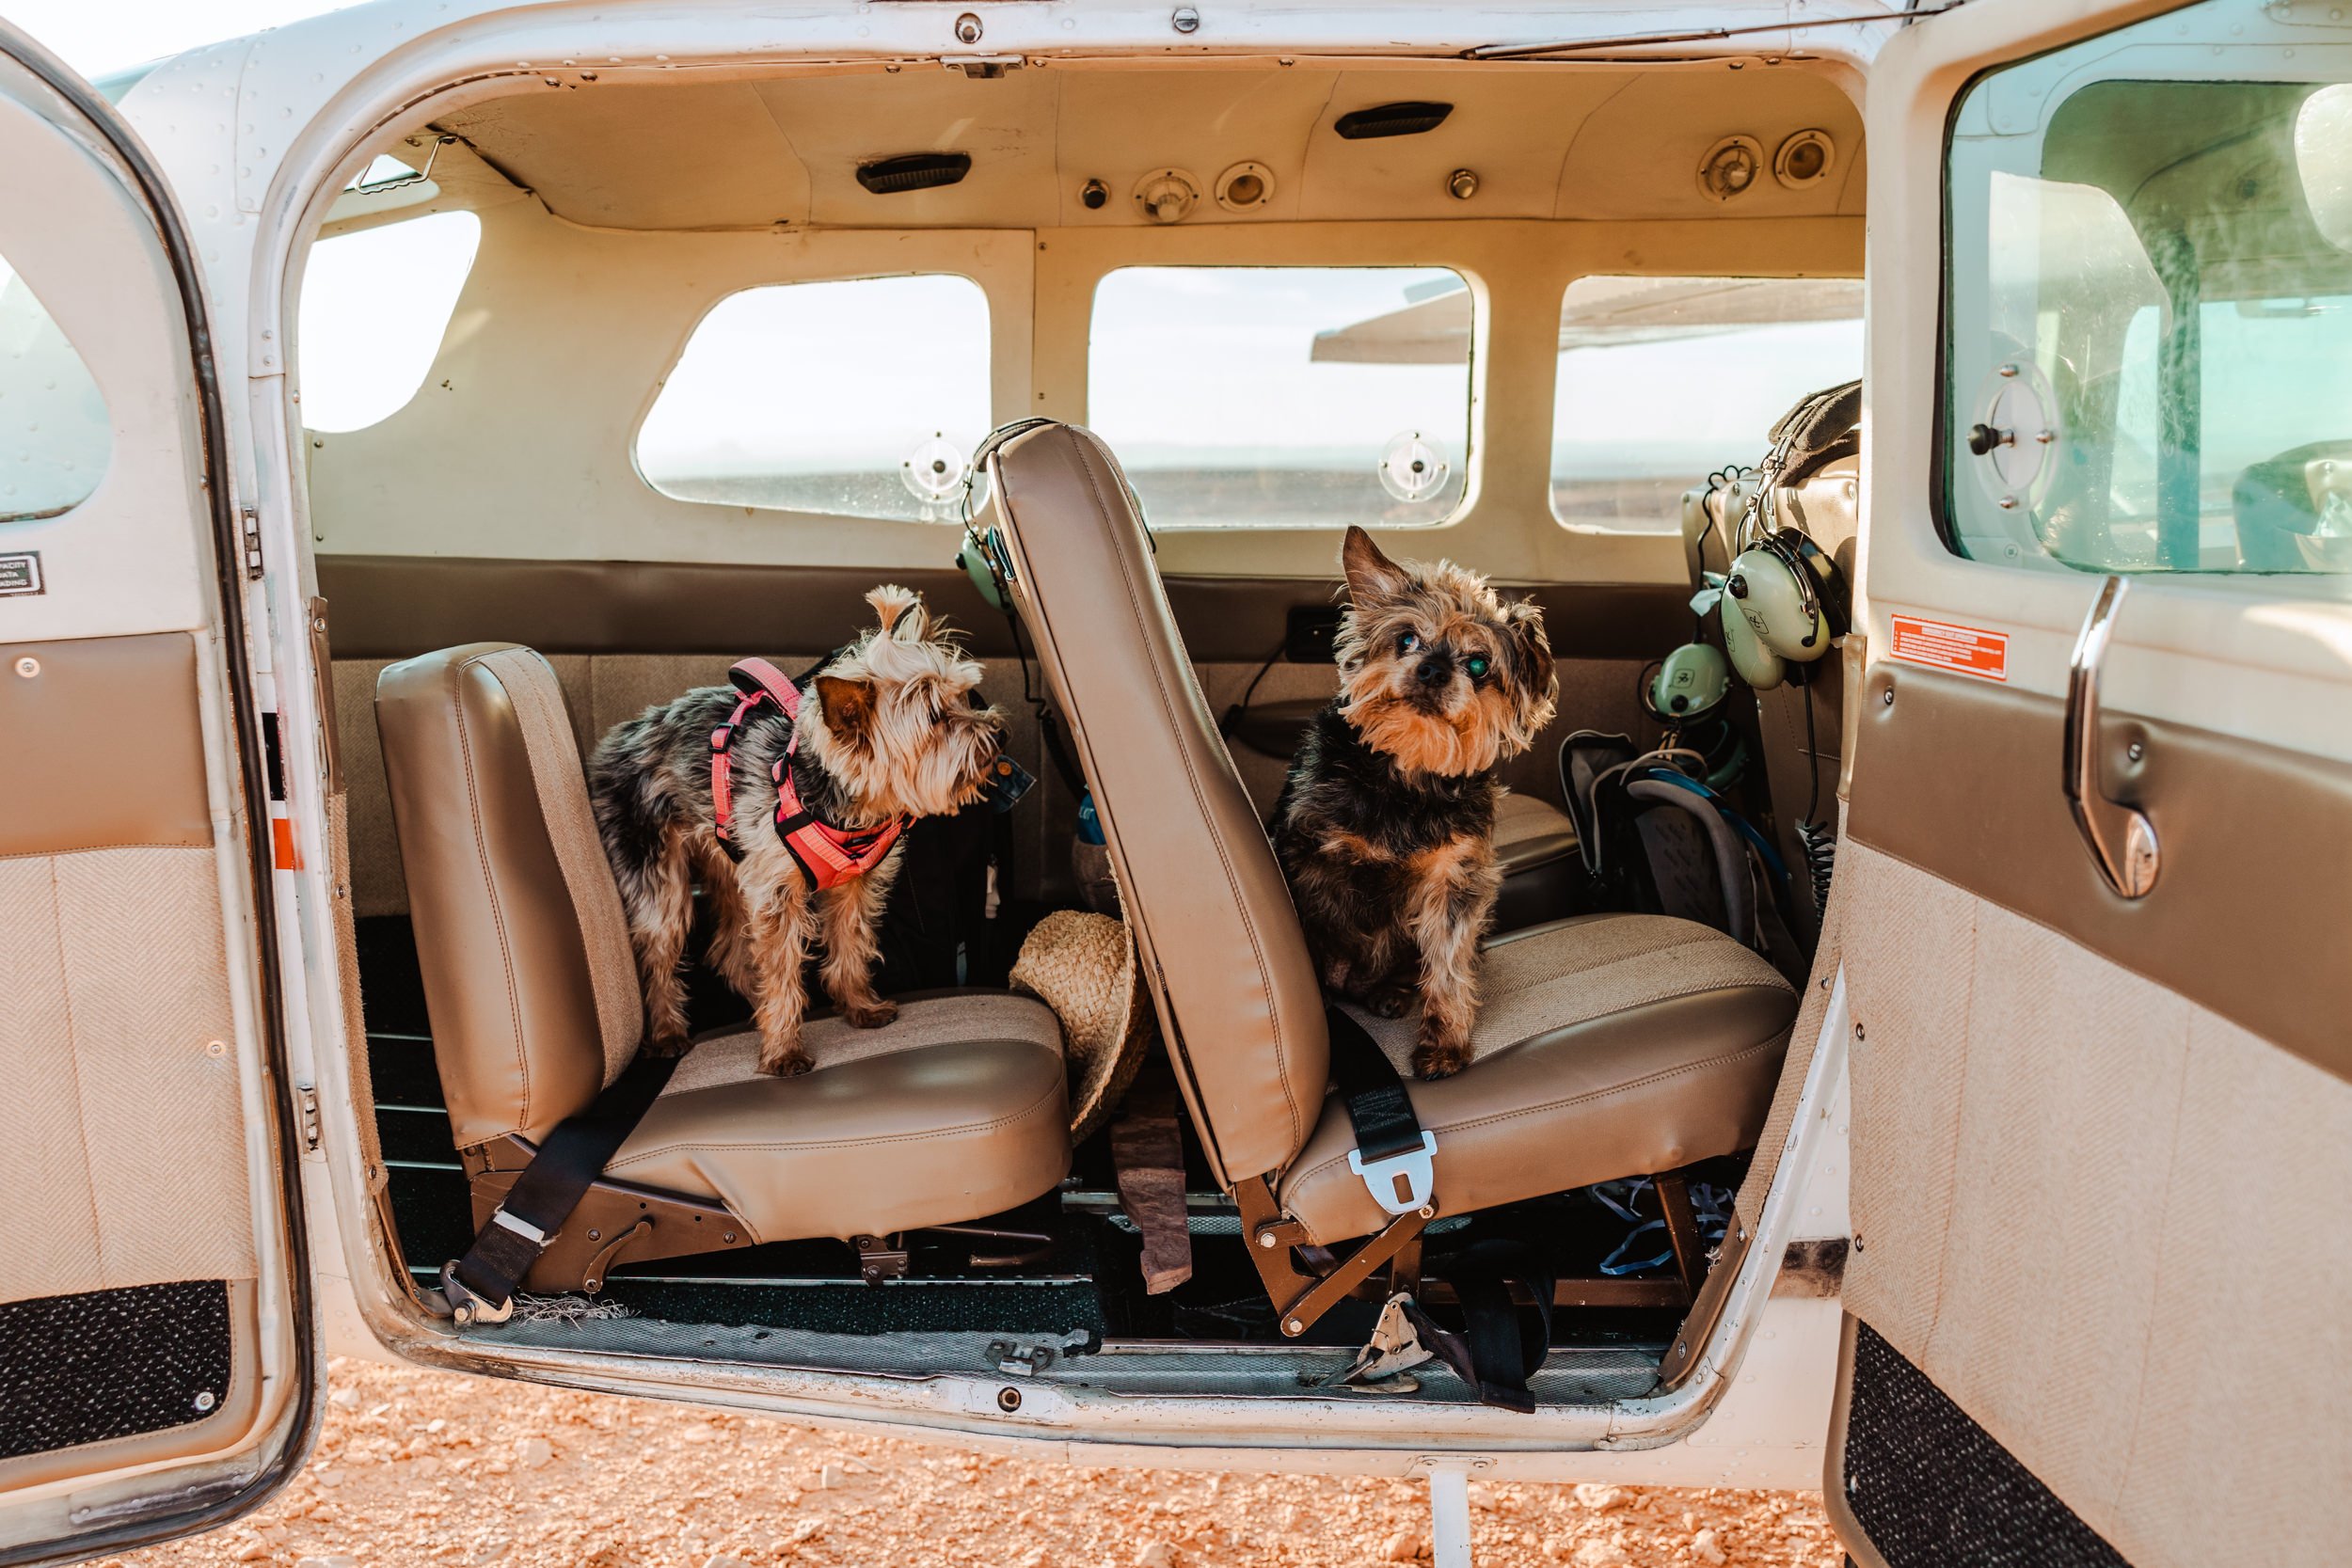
[1942, 0, 2352, 574]
[1549, 276, 1863, 533]
[637, 274, 992, 524]
[297, 210, 482, 434]
[1087, 266, 1471, 529]
[0, 254, 110, 523]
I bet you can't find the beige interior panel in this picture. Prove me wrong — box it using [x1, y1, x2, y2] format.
[1848, 663, 2352, 1085]
[427, 60, 1862, 233]
[333, 656, 402, 920]
[302, 103, 1861, 585]
[437, 82, 811, 231]
[1732, 887, 1842, 1235]
[1547, 68, 1866, 221]
[765, 70, 1065, 230]
[0, 847, 257, 1305]
[0, 633, 212, 860]
[1841, 841, 2352, 1568]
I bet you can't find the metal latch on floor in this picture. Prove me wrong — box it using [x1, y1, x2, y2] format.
[987, 1329, 1096, 1377]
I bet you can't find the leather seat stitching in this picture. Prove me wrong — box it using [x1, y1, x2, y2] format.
[656, 1026, 1063, 1090]
[604, 1070, 1066, 1167]
[1481, 962, 1795, 1037]
[450, 652, 532, 1139]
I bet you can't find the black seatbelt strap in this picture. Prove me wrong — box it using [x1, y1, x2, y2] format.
[432, 1050, 680, 1325]
[1400, 1239, 1555, 1414]
[1324, 1006, 1437, 1216]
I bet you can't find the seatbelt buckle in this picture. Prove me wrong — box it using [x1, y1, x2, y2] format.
[437, 1259, 515, 1327]
[1348, 1131, 1438, 1217]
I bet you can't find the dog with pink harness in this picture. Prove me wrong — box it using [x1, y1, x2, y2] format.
[587, 587, 1008, 1077]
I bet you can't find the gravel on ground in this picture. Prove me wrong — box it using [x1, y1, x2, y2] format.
[115, 1358, 1842, 1568]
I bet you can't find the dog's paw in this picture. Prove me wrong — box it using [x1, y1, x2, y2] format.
[642, 1033, 691, 1060]
[755, 1047, 814, 1078]
[1410, 1023, 1470, 1081]
[843, 998, 899, 1030]
[1362, 982, 1416, 1019]
[1410, 1044, 1469, 1080]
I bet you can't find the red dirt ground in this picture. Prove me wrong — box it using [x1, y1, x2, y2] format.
[115, 1360, 1842, 1568]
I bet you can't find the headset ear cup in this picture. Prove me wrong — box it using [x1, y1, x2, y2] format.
[1724, 540, 1826, 669]
[1767, 531, 1826, 657]
[1791, 531, 1852, 641]
[1721, 579, 1788, 689]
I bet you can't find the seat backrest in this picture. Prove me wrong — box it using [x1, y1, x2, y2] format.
[986, 423, 1327, 1188]
[375, 643, 642, 1148]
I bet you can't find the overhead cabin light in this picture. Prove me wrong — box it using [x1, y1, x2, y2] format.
[1772, 129, 1836, 190]
[1215, 161, 1276, 213]
[856, 151, 974, 195]
[1333, 101, 1454, 140]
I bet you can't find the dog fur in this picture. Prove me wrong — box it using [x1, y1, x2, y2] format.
[1272, 527, 1557, 1079]
[588, 587, 1004, 1076]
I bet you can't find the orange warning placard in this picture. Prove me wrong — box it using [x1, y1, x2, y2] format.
[1890, 614, 2009, 681]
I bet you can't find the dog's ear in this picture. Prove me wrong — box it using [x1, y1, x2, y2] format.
[866, 584, 927, 641]
[1497, 597, 1558, 747]
[1340, 525, 1412, 605]
[816, 673, 877, 745]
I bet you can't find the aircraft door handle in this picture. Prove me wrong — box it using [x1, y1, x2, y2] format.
[2064, 575, 2160, 898]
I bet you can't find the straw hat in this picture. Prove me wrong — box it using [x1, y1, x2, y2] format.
[1009, 909, 1156, 1141]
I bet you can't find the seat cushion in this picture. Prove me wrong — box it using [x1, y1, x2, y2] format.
[1491, 790, 1581, 930]
[605, 993, 1072, 1244]
[1278, 915, 1796, 1244]
[1493, 790, 1578, 876]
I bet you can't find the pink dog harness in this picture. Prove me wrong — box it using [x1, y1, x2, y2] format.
[708, 657, 905, 889]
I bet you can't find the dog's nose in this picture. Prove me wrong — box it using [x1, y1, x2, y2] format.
[1415, 657, 1450, 686]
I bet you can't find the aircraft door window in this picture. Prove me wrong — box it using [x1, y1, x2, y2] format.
[1943, 4, 2352, 576]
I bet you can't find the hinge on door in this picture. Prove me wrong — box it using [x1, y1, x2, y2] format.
[296, 1083, 322, 1151]
[239, 506, 264, 580]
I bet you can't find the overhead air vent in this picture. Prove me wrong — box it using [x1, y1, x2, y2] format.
[856, 151, 974, 195]
[1333, 102, 1454, 140]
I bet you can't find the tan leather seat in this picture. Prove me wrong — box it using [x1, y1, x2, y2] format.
[375, 643, 1071, 1249]
[1281, 915, 1791, 1243]
[983, 423, 1793, 1252]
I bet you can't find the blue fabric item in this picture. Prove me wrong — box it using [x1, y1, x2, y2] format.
[1589, 1178, 1735, 1276]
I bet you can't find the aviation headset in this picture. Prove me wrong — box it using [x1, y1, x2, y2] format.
[955, 417, 1059, 613]
[1642, 640, 1732, 722]
[1715, 380, 1860, 690]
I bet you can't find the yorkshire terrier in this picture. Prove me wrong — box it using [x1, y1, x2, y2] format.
[588, 587, 1005, 1076]
[1272, 528, 1557, 1079]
